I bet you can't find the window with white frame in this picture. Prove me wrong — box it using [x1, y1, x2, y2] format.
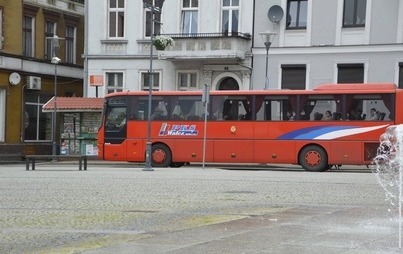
[343, 0, 366, 27]
[181, 0, 198, 34]
[281, 65, 306, 89]
[337, 63, 364, 83]
[144, 0, 163, 37]
[222, 0, 239, 35]
[45, 21, 56, 60]
[399, 63, 403, 89]
[109, 0, 125, 38]
[106, 72, 124, 94]
[178, 72, 198, 90]
[141, 71, 160, 91]
[286, 0, 307, 29]
[23, 16, 34, 57]
[65, 25, 76, 64]
[24, 93, 53, 141]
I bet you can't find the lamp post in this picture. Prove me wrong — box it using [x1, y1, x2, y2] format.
[143, 0, 164, 171]
[259, 31, 276, 90]
[47, 35, 64, 158]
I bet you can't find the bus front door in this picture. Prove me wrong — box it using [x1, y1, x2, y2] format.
[103, 106, 128, 161]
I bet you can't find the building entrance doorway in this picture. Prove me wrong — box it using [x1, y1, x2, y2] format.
[218, 77, 239, 90]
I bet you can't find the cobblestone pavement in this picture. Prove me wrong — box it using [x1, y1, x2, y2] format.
[0, 162, 402, 253]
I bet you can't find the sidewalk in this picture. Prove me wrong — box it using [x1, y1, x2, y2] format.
[0, 163, 398, 253]
[82, 205, 402, 254]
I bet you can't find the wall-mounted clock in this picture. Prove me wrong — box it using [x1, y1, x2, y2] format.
[9, 72, 21, 86]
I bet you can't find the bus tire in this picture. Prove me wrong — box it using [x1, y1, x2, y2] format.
[299, 145, 328, 172]
[151, 143, 172, 167]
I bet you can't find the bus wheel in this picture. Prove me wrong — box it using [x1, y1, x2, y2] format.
[151, 144, 172, 167]
[299, 145, 328, 172]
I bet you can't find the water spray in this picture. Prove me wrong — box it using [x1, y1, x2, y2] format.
[373, 125, 403, 248]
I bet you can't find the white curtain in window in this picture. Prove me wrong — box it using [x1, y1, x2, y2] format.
[182, 11, 198, 34]
[222, 10, 229, 33]
[231, 10, 239, 32]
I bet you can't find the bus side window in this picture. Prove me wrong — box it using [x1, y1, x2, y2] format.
[223, 99, 238, 120]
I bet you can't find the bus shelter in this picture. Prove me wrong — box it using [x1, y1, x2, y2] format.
[42, 97, 103, 156]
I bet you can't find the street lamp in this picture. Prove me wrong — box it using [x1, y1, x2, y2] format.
[143, 0, 165, 171]
[47, 35, 64, 158]
[259, 31, 276, 90]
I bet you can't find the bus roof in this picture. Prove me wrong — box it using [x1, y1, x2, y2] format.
[105, 83, 398, 98]
[314, 83, 397, 91]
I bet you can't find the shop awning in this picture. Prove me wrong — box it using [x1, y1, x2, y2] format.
[42, 97, 104, 113]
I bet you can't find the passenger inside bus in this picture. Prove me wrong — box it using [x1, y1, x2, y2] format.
[151, 105, 167, 120]
[313, 112, 323, 120]
[286, 111, 296, 120]
[299, 110, 309, 120]
[348, 109, 358, 120]
[366, 108, 379, 121]
[332, 112, 342, 120]
[356, 109, 365, 120]
[322, 111, 333, 120]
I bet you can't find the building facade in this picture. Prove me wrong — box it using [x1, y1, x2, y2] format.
[87, 0, 403, 98]
[252, 0, 403, 90]
[86, 0, 254, 98]
[0, 0, 85, 158]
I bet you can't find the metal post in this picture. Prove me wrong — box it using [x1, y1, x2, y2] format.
[48, 35, 63, 159]
[264, 44, 269, 90]
[52, 64, 58, 158]
[143, 3, 156, 171]
[260, 31, 276, 90]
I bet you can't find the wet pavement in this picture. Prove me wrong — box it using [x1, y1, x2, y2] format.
[0, 162, 402, 253]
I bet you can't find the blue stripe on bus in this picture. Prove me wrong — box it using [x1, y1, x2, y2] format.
[277, 125, 358, 140]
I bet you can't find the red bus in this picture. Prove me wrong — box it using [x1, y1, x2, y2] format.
[97, 83, 402, 171]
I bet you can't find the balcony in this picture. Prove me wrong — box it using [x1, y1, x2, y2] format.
[157, 32, 252, 61]
[24, 0, 85, 13]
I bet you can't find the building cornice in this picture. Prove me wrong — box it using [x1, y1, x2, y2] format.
[252, 43, 403, 55]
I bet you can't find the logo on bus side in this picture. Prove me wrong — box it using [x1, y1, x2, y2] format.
[159, 123, 199, 136]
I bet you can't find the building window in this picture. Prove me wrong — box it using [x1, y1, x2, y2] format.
[281, 65, 306, 89]
[24, 93, 52, 141]
[337, 63, 364, 83]
[141, 72, 160, 91]
[45, 21, 56, 60]
[65, 25, 76, 64]
[106, 72, 124, 94]
[178, 72, 198, 90]
[343, 0, 366, 27]
[181, 0, 198, 34]
[0, 89, 5, 142]
[222, 0, 239, 36]
[286, 0, 307, 29]
[23, 16, 34, 57]
[145, 0, 163, 37]
[109, 0, 125, 38]
[0, 9, 2, 50]
[398, 63, 403, 89]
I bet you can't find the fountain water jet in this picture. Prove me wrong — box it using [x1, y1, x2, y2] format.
[373, 125, 403, 248]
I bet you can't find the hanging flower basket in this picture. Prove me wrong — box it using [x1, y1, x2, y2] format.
[152, 35, 174, 51]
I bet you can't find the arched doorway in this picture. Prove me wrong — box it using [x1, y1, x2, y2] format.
[218, 77, 239, 90]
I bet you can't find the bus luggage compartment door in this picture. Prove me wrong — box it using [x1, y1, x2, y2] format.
[214, 140, 253, 162]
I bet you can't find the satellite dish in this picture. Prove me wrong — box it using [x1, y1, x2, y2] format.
[268, 5, 284, 23]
